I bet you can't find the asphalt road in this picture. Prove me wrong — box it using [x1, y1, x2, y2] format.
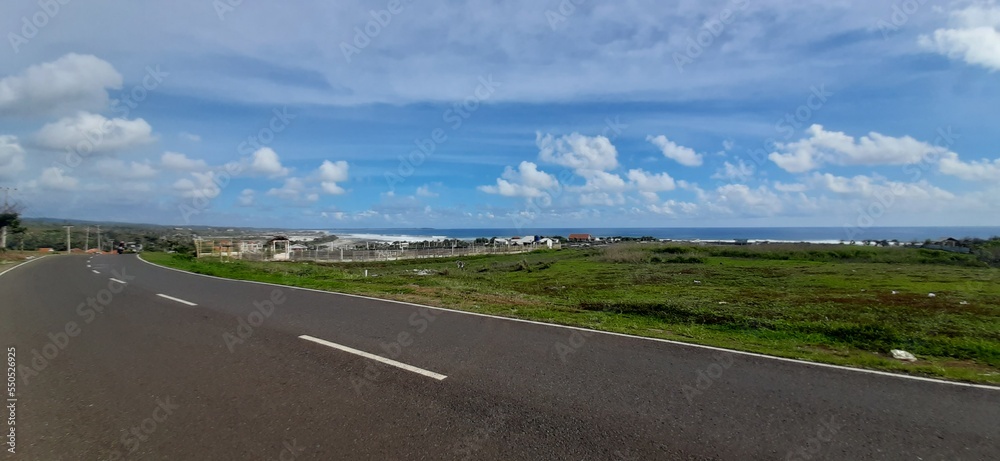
[1, 254, 997, 460]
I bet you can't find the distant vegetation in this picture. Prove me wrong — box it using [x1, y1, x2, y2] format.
[146, 240, 1000, 384]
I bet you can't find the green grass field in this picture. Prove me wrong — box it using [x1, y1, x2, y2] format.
[144, 243, 1000, 384]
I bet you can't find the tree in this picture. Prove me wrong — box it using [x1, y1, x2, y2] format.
[0, 211, 25, 251]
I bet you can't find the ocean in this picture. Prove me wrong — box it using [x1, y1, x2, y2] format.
[324, 227, 1000, 243]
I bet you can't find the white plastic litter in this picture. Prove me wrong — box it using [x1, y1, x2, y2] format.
[891, 350, 917, 362]
[928, 293, 936, 298]
[891, 291, 899, 295]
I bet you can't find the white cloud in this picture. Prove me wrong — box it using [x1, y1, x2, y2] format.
[648, 200, 698, 216]
[479, 161, 559, 198]
[646, 135, 703, 167]
[714, 184, 783, 216]
[316, 160, 349, 195]
[769, 125, 942, 173]
[938, 152, 1000, 181]
[919, 3, 1000, 71]
[0, 54, 122, 117]
[0, 135, 26, 179]
[627, 169, 676, 192]
[773, 181, 808, 193]
[576, 170, 627, 193]
[267, 177, 315, 201]
[35, 112, 154, 153]
[238, 189, 255, 207]
[160, 151, 208, 171]
[711, 159, 755, 181]
[416, 185, 439, 197]
[179, 132, 201, 142]
[94, 159, 157, 179]
[580, 192, 625, 206]
[249, 147, 289, 177]
[173, 172, 221, 199]
[38, 167, 79, 191]
[809, 173, 955, 201]
[537, 132, 619, 172]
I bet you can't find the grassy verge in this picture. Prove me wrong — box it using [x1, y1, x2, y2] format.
[144, 244, 1000, 384]
[0, 250, 40, 272]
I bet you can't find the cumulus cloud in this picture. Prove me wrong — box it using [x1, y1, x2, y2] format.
[267, 177, 316, 202]
[537, 132, 619, 172]
[161, 151, 208, 171]
[479, 161, 559, 198]
[34, 112, 154, 153]
[249, 147, 289, 177]
[173, 172, 221, 199]
[179, 132, 201, 142]
[938, 152, 1000, 181]
[769, 125, 942, 173]
[646, 135, 704, 167]
[416, 185, 439, 197]
[711, 159, 755, 181]
[713, 184, 783, 216]
[317, 160, 349, 195]
[627, 169, 676, 192]
[809, 173, 955, 201]
[648, 200, 698, 216]
[0, 54, 123, 117]
[238, 189, 255, 207]
[773, 181, 809, 193]
[919, 2, 1000, 71]
[37, 167, 79, 191]
[0, 135, 26, 179]
[94, 159, 157, 179]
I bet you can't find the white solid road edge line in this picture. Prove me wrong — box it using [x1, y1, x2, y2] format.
[136, 255, 999, 391]
[0, 255, 48, 278]
[156, 293, 198, 306]
[299, 335, 447, 381]
[109, 278, 126, 284]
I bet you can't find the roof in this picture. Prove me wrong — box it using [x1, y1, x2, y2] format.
[568, 233, 592, 239]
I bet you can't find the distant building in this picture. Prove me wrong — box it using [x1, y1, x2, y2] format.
[568, 233, 593, 242]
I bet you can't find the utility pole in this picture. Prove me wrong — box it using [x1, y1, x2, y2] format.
[0, 187, 16, 250]
[63, 226, 73, 255]
[85, 226, 90, 252]
[96, 225, 101, 253]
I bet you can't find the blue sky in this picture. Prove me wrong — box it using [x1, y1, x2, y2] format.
[1, 0, 999, 229]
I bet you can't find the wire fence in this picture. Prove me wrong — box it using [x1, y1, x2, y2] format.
[214, 244, 544, 263]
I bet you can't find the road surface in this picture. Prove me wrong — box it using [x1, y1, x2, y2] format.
[1, 254, 997, 460]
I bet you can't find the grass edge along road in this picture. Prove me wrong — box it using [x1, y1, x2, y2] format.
[142, 244, 1000, 385]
